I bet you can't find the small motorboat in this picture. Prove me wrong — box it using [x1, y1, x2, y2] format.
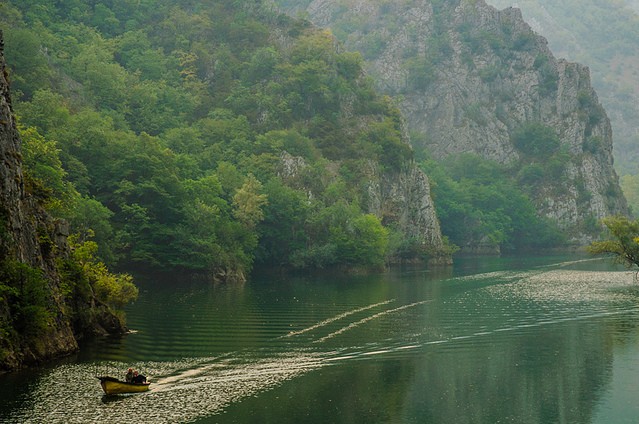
[98, 376, 150, 395]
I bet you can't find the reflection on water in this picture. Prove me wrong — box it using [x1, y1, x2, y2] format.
[2, 257, 639, 423]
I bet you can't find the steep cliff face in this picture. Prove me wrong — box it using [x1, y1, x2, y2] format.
[0, 32, 123, 371]
[277, 0, 629, 242]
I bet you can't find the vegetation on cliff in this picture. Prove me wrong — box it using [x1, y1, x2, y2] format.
[484, 0, 639, 217]
[486, 0, 639, 175]
[422, 153, 564, 252]
[0, 32, 135, 370]
[0, 239, 136, 369]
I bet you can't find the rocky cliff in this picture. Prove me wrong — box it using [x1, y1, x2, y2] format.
[277, 0, 629, 242]
[0, 31, 124, 372]
[367, 161, 445, 258]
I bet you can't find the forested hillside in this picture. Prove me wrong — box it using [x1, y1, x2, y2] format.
[485, 0, 639, 214]
[0, 0, 451, 281]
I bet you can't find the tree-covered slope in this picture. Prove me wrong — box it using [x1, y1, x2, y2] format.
[0, 29, 136, 371]
[0, 0, 449, 279]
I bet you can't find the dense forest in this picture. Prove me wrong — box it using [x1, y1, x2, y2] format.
[1, 0, 457, 282]
[1, 0, 578, 281]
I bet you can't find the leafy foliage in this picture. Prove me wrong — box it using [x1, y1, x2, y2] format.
[588, 216, 639, 269]
[423, 153, 565, 251]
[2, 0, 415, 275]
[511, 122, 571, 191]
[512, 122, 560, 158]
[0, 260, 52, 338]
[67, 235, 138, 309]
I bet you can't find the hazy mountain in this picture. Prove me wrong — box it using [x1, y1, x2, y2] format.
[275, 0, 629, 243]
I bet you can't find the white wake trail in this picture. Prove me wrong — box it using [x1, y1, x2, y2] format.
[281, 299, 396, 338]
[315, 300, 432, 343]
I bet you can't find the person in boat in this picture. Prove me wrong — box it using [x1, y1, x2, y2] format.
[125, 368, 134, 383]
[131, 370, 147, 384]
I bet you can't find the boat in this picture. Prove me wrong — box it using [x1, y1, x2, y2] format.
[98, 376, 150, 395]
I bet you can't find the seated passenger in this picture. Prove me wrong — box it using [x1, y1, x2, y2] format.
[131, 370, 147, 384]
[125, 368, 134, 383]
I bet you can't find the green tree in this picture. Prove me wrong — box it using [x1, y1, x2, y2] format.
[4, 28, 51, 99]
[256, 178, 310, 265]
[91, 3, 120, 36]
[512, 122, 560, 158]
[339, 214, 389, 267]
[67, 198, 116, 263]
[19, 124, 74, 211]
[588, 215, 639, 270]
[115, 30, 166, 77]
[233, 175, 268, 228]
[68, 235, 138, 310]
[292, 201, 390, 268]
[0, 260, 52, 337]
[14, 90, 71, 135]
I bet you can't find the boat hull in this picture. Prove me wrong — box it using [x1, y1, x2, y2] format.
[98, 376, 150, 395]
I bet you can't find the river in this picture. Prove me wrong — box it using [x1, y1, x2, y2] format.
[1, 255, 639, 423]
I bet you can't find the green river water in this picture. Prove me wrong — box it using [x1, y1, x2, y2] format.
[1, 255, 639, 423]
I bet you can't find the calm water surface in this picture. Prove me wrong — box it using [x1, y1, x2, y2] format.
[2, 255, 639, 423]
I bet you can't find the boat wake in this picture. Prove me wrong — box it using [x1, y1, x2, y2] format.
[280, 299, 395, 338]
[3, 299, 421, 424]
[314, 300, 432, 343]
[6, 352, 327, 424]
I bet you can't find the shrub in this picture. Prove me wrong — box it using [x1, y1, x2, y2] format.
[517, 163, 545, 186]
[511, 122, 560, 157]
[583, 136, 603, 154]
[0, 260, 53, 338]
[512, 33, 535, 51]
[69, 236, 138, 309]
